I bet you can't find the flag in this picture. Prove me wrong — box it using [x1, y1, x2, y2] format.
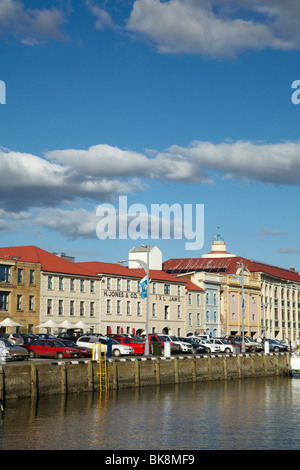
[140, 275, 148, 298]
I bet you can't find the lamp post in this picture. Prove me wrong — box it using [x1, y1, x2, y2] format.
[233, 262, 245, 353]
[118, 245, 150, 355]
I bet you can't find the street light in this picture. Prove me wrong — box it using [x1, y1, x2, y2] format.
[232, 262, 245, 353]
[118, 245, 150, 355]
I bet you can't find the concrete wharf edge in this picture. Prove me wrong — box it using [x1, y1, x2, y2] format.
[0, 353, 290, 401]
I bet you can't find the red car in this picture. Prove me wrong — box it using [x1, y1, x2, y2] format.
[59, 339, 90, 357]
[25, 338, 82, 359]
[115, 337, 145, 355]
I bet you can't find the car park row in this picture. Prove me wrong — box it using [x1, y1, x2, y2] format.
[0, 331, 291, 362]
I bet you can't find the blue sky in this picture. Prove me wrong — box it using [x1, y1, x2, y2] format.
[1, 0, 300, 269]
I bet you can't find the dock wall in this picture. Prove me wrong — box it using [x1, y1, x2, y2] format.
[0, 353, 290, 401]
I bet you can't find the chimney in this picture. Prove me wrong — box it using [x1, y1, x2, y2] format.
[290, 266, 295, 271]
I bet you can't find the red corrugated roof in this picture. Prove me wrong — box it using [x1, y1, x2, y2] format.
[77, 261, 186, 283]
[163, 256, 300, 283]
[0, 246, 98, 277]
[180, 277, 204, 292]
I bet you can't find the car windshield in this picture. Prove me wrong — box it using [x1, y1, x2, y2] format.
[0, 338, 14, 347]
[245, 336, 256, 343]
[170, 336, 180, 341]
[49, 340, 68, 347]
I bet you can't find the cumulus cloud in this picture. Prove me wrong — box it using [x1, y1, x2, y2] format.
[125, 0, 299, 58]
[0, 0, 67, 44]
[46, 144, 211, 184]
[3, 138, 300, 239]
[86, 0, 115, 30]
[166, 140, 300, 185]
[0, 148, 145, 211]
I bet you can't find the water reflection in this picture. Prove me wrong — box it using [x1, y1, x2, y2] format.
[1, 377, 300, 450]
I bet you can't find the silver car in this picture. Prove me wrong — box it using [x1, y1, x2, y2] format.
[0, 338, 29, 360]
[0, 340, 14, 362]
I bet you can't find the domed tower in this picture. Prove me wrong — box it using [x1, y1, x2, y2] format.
[202, 228, 235, 258]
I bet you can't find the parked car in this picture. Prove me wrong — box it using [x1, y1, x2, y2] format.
[191, 337, 221, 353]
[8, 333, 24, 346]
[225, 335, 263, 352]
[115, 337, 145, 355]
[0, 339, 15, 362]
[148, 334, 181, 354]
[59, 339, 90, 357]
[167, 335, 193, 353]
[36, 334, 57, 340]
[25, 338, 82, 359]
[20, 333, 39, 345]
[57, 331, 83, 342]
[210, 338, 234, 354]
[179, 337, 210, 354]
[76, 335, 135, 357]
[224, 336, 254, 353]
[265, 339, 289, 352]
[0, 338, 29, 360]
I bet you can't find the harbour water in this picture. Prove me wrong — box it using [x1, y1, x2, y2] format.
[1, 376, 300, 450]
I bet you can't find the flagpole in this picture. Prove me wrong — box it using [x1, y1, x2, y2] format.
[241, 262, 245, 353]
[118, 245, 150, 356]
[144, 245, 150, 355]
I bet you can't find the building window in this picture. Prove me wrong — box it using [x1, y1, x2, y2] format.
[29, 295, 34, 311]
[152, 303, 156, 317]
[197, 313, 200, 326]
[197, 294, 201, 306]
[189, 313, 192, 326]
[214, 293, 217, 305]
[70, 300, 74, 316]
[90, 280, 95, 293]
[206, 293, 209, 304]
[80, 301, 84, 316]
[30, 270, 35, 285]
[117, 300, 121, 314]
[47, 299, 52, 315]
[107, 299, 111, 314]
[117, 279, 121, 291]
[70, 278, 75, 291]
[127, 301, 131, 315]
[0, 265, 11, 283]
[206, 310, 209, 322]
[177, 285, 181, 296]
[127, 280, 130, 291]
[152, 282, 157, 294]
[137, 301, 141, 316]
[107, 278, 111, 289]
[0, 292, 9, 311]
[59, 277, 63, 290]
[90, 302, 95, 317]
[80, 279, 84, 292]
[214, 310, 217, 322]
[177, 305, 181, 318]
[188, 293, 192, 305]
[164, 284, 170, 295]
[48, 276, 53, 290]
[17, 268, 23, 284]
[58, 300, 63, 315]
[17, 295, 22, 311]
[164, 305, 169, 320]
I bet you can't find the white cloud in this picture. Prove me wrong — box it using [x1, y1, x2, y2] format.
[86, 0, 115, 30]
[0, 148, 145, 210]
[46, 144, 211, 184]
[0, 0, 67, 44]
[126, 0, 298, 58]
[167, 140, 300, 185]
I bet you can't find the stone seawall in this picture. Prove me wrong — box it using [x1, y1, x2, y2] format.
[0, 353, 290, 401]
